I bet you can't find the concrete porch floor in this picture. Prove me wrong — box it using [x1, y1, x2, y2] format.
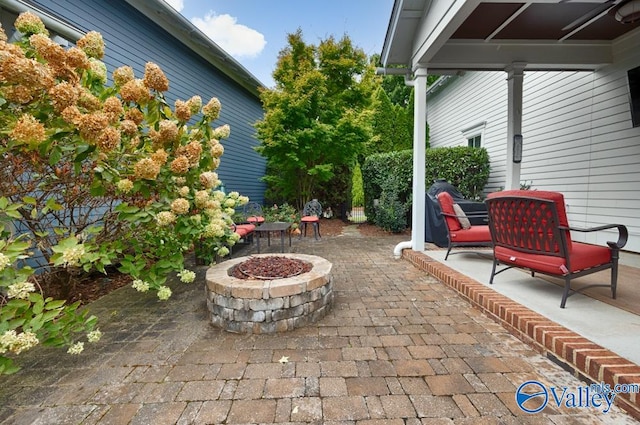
[420, 248, 640, 366]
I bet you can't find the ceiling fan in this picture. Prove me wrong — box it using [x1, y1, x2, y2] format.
[561, 0, 640, 31]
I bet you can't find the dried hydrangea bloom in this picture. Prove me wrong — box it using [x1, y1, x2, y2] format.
[124, 108, 144, 125]
[61, 105, 82, 124]
[10, 114, 46, 145]
[143, 62, 169, 92]
[103, 96, 123, 123]
[174, 99, 191, 121]
[210, 157, 220, 170]
[89, 58, 107, 84]
[120, 79, 150, 104]
[15, 12, 48, 36]
[151, 149, 168, 165]
[209, 140, 224, 158]
[171, 198, 190, 215]
[0, 54, 54, 89]
[78, 112, 109, 142]
[199, 171, 219, 189]
[119, 119, 138, 136]
[134, 157, 161, 180]
[76, 31, 104, 59]
[113, 65, 135, 86]
[29, 34, 66, 66]
[170, 155, 190, 174]
[78, 88, 102, 111]
[65, 47, 90, 70]
[178, 186, 190, 197]
[187, 95, 202, 114]
[202, 97, 221, 120]
[3, 85, 33, 104]
[97, 127, 121, 151]
[48, 82, 78, 113]
[158, 120, 179, 143]
[0, 23, 6, 42]
[177, 140, 202, 165]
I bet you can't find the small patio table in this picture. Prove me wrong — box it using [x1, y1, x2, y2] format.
[255, 222, 292, 253]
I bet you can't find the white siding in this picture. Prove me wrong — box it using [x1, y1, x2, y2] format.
[426, 31, 640, 253]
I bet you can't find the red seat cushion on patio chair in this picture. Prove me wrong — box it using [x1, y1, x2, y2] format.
[233, 223, 255, 238]
[449, 225, 491, 242]
[301, 216, 319, 223]
[247, 215, 265, 224]
[494, 242, 611, 276]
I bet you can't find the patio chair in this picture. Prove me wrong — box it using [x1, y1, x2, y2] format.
[485, 190, 628, 308]
[243, 201, 265, 225]
[436, 191, 492, 260]
[300, 199, 322, 240]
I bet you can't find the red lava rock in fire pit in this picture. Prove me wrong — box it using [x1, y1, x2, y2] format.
[232, 256, 313, 280]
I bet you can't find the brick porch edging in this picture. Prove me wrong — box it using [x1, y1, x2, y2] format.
[402, 249, 640, 420]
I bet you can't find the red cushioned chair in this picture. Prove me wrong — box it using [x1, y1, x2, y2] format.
[485, 190, 628, 308]
[243, 201, 265, 225]
[300, 199, 322, 240]
[436, 192, 492, 260]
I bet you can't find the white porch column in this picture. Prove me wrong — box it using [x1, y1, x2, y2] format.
[505, 63, 525, 190]
[411, 68, 428, 252]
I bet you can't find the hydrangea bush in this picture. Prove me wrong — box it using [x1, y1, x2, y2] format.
[0, 13, 247, 374]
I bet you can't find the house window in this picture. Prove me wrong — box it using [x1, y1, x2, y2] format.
[461, 121, 486, 149]
[468, 135, 481, 148]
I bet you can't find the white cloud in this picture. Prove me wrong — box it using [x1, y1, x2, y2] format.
[191, 12, 266, 58]
[163, 0, 184, 12]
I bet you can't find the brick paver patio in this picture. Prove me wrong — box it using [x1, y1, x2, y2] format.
[0, 226, 637, 424]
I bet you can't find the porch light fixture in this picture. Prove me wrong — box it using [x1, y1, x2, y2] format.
[615, 0, 640, 23]
[513, 135, 523, 164]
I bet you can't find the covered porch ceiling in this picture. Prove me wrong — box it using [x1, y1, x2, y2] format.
[381, 0, 640, 74]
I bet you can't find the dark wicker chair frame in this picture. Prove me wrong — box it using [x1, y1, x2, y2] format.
[485, 194, 628, 308]
[300, 199, 322, 240]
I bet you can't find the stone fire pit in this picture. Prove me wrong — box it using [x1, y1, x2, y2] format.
[205, 253, 333, 334]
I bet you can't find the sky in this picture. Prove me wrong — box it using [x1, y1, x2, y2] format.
[162, 0, 395, 88]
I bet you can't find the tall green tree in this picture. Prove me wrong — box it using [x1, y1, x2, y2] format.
[255, 29, 375, 209]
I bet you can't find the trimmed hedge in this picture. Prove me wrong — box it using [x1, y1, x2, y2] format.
[362, 146, 490, 232]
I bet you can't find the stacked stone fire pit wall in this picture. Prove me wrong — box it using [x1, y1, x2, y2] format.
[205, 254, 333, 334]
